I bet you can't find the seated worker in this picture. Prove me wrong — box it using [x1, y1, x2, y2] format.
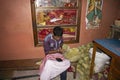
[39, 26, 70, 80]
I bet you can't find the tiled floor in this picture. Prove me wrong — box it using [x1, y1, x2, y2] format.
[0, 70, 80, 80]
[0, 69, 108, 80]
[1, 70, 81, 80]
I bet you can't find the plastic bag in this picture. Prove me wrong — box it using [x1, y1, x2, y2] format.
[89, 48, 110, 73]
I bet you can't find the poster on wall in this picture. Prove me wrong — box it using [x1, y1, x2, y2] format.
[86, 0, 103, 29]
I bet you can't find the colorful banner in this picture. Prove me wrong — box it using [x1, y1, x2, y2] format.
[86, 0, 103, 29]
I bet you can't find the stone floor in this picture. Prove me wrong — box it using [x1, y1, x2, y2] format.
[0, 70, 80, 80]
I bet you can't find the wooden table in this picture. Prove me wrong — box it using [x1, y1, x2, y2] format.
[90, 39, 120, 80]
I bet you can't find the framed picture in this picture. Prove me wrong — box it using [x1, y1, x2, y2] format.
[31, 0, 81, 46]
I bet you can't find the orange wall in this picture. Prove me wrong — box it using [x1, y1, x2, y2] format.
[0, 0, 120, 60]
[79, 0, 120, 44]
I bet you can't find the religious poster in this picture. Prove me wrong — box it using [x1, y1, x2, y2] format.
[86, 0, 103, 29]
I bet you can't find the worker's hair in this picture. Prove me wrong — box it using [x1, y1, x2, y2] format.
[53, 26, 63, 36]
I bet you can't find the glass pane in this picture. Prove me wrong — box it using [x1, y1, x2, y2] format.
[63, 27, 76, 41]
[36, 9, 77, 26]
[37, 27, 76, 43]
[37, 28, 52, 43]
[35, 0, 78, 7]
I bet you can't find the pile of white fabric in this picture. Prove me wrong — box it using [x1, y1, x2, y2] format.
[39, 53, 70, 80]
[89, 48, 110, 73]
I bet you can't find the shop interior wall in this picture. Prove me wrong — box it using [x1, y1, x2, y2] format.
[0, 0, 120, 60]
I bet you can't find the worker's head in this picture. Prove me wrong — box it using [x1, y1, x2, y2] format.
[53, 26, 63, 40]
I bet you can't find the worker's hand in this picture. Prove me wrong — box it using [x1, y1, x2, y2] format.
[58, 48, 64, 54]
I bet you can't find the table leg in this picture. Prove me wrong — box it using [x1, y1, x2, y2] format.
[90, 43, 97, 78]
[108, 58, 114, 80]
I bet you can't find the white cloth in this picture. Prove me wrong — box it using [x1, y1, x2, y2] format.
[40, 53, 70, 80]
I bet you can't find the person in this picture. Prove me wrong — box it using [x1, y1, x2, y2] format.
[42, 26, 69, 80]
[44, 26, 64, 54]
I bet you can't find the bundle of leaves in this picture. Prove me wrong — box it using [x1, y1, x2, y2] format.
[77, 43, 93, 80]
[63, 43, 93, 80]
[63, 47, 81, 62]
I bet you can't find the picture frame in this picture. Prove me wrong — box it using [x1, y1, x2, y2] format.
[31, 0, 81, 46]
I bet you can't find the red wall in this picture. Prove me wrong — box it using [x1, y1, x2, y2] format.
[0, 0, 120, 60]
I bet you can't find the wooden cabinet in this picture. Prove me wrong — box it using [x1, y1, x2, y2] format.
[30, 0, 81, 46]
[110, 57, 120, 80]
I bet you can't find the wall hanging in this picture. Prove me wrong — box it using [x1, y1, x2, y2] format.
[86, 0, 103, 29]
